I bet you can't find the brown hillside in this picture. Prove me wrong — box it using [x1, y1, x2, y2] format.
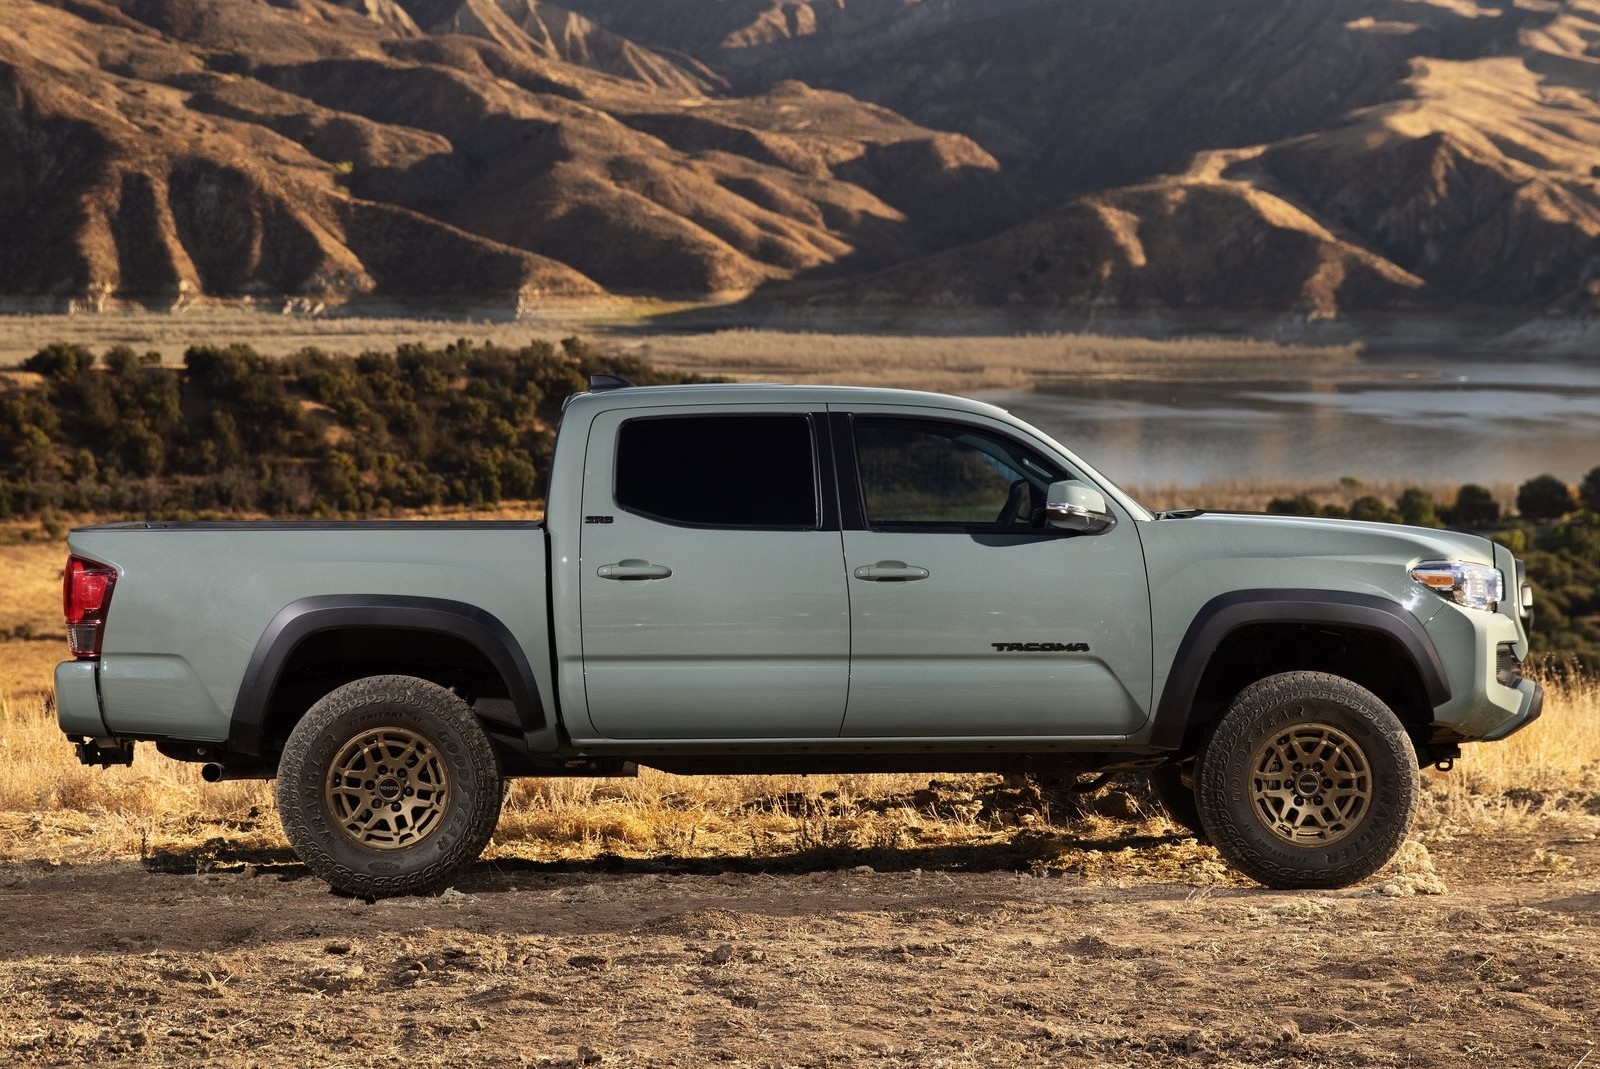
[1245, 46, 1600, 306]
[561, 0, 1600, 312]
[1, 0, 1596, 312]
[828, 181, 1426, 317]
[0, 0, 598, 303]
[388, 0, 724, 95]
[0, 0, 1016, 306]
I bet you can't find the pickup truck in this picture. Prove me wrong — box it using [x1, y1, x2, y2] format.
[55, 379, 1543, 896]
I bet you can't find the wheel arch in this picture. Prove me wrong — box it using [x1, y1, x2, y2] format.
[229, 595, 554, 760]
[1151, 589, 1450, 756]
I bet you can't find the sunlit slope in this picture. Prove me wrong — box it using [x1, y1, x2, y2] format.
[0, 0, 1006, 304]
[1, 0, 1595, 312]
[761, 0, 1600, 308]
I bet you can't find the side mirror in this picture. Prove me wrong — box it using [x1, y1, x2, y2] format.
[1045, 481, 1117, 535]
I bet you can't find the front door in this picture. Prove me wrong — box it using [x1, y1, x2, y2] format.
[836, 409, 1152, 738]
[578, 406, 850, 739]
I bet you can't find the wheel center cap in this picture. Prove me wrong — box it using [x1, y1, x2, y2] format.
[377, 778, 403, 801]
[1295, 771, 1322, 796]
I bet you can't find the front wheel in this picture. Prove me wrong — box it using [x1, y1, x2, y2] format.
[1195, 671, 1418, 889]
[276, 675, 503, 897]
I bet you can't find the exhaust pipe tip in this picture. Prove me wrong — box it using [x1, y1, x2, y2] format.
[198, 758, 277, 782]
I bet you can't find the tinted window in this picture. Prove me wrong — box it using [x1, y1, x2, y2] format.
[616, 415, 817, 528]
[854, 419, 1064, 529]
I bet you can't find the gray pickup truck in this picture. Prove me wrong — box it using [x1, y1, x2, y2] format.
[56, 380, 1542, 895]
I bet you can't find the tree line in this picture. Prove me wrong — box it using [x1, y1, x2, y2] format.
[0, 338, 698, 519]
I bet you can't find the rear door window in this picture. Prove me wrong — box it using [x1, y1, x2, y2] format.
[615, 414, 819, 529]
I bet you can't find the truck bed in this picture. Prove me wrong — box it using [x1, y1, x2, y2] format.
[65, 521, 551, 747]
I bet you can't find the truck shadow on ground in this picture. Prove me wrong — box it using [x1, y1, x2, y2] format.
[139, 829, 1200, 892]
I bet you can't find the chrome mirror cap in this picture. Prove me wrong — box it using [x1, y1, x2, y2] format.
[1045, 481, 1117, 534]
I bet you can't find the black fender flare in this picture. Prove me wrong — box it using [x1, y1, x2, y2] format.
[228, 595, 551, 757]
[1148, 589, 1451, 751]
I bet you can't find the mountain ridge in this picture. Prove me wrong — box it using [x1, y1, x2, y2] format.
[0, 0, 1595, 315]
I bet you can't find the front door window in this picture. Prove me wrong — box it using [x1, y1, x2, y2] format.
[853, 419, 1063, 531]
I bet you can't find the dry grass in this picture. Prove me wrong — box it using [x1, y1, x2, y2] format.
[1419, 673, 1600, 832]
[623, 328, 1363, 392]
[0, 308, 624, 368]
[492, 771, 1012, 867]
[0, 311, 1363, 393]
[0, 692, 269, 821]
[0, 533, 66, 642]
[2, 659, 1594, 867]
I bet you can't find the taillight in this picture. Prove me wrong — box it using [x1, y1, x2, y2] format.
[64, 555, 117, 660]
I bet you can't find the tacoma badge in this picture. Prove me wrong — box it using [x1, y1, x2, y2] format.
[991, 642, 1090, 652]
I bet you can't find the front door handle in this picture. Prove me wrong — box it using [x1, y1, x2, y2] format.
[853, 560, 930, 582]
[598, 559, 673, 581]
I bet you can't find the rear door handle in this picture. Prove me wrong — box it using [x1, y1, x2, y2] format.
[853, 560, 930, 582]
[598, 559, 673, 581]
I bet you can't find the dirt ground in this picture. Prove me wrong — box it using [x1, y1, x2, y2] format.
[2, 820, 1596, 1069]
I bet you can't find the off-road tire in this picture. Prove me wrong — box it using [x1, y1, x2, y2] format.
[276, 675, 503, 897]
[1150, 763, 1206, 839]
[1195, 671, 1417, 889]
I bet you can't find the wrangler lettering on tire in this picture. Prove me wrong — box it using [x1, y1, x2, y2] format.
[275, 675, 503, 897]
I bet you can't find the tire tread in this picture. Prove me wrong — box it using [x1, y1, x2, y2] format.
[275, 675, 502, 898]
[1196, 670, 1418, 889]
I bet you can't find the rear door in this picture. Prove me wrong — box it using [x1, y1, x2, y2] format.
[834, 407, 1152, 738]
[577, 404, 850, 739]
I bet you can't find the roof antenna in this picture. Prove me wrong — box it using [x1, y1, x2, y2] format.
[588, 373, 635, 392]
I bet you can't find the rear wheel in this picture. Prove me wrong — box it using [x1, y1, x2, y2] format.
[276, 675, 503, 897]
[1150, 762, 1205, 839]
[1195, 671, 1417, 889]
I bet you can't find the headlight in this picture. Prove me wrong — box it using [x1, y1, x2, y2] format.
[1410, 561, 1503, 612]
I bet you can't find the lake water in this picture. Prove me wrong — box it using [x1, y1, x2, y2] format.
[982, 355, 1600, 489]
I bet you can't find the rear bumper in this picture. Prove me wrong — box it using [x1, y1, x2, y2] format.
[55, 659, 107, 737]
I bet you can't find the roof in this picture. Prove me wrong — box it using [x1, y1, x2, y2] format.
[567, 382, 1012, 420]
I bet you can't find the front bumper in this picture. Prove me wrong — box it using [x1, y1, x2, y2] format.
[1423, 602, 1543, 742]
[1481, 677, 1543, 741]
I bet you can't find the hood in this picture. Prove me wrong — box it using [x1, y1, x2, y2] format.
[1148, 512, 1498, 567]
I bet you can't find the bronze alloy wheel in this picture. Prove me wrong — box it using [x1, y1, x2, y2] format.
[1195, 671, 1417, 888]
[324, 727, 451, 850]
[1248, 721, 1373, 846]
[279, 676, 503, 896]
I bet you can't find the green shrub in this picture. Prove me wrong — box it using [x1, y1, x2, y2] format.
[1517, 474, 1577, 522]
[1266, 494, 1318, 517]
[1579, 466, 1600, 513]
[1348, 495, 1401, 524]
[1396, 487, 1443, 528]
[1448, 484, 1500, 527]
[1493, 528, 1527, 554]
